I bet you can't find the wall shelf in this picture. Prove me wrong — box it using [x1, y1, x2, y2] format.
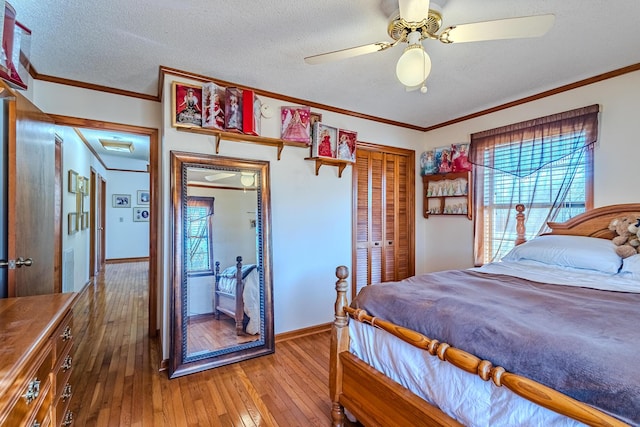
[305, 157, 353, 178]
[176, 127, 309, 160]
[423, 171, 472, 220]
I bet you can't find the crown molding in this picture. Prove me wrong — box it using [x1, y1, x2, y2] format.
[29, 61, 640, 132]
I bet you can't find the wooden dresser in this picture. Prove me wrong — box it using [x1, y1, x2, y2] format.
[0, 293, 77, 427]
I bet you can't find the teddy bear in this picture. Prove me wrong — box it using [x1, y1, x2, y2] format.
[608, 216, 640, 258]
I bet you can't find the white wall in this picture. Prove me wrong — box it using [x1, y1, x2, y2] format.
[56, 126, 107, 292]
[105, 170, 150, 259]
[419, 69, 640, 273]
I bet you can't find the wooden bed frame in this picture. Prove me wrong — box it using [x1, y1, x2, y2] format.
[330, 203, 640, 427]
[214, 255, 246, 335]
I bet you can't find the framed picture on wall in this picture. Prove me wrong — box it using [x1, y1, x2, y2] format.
[112, 194, 131, 208]
[133, 207, 150, 222]
[68, 213, 78, 234]
[137, 190, 150, 205]
[81, 212, 89, 230]
[68, 170, 78, 193]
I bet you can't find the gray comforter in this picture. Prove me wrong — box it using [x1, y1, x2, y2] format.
[351, 270, 640, 426]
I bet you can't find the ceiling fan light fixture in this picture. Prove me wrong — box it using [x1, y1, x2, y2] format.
[240, 173, 255, 187]
[396, 43, 431, 88]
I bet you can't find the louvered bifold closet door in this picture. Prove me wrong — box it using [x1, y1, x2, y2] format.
[392, 154, 411, 280]
[355, 150, 385, 292]
[354, 145, 414, 297]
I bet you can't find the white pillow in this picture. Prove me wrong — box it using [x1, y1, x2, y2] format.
[501, 234, 622, 274]
[619, 254, 640, 279]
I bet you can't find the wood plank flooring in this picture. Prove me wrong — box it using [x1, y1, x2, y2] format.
[68, 262, 345, 426]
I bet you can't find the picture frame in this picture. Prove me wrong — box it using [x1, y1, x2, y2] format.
[336, 129, 357, 163]
[311, 122, 337, 158]
[281, 106, 311, 144]
[77, 175, 86, 195]
[112, 194, 131, 208]
[82, 176, 90, 194]
[81, 212, 89, 230]
[68, 170, 78, 193]
[68, 212, 78, 234]
[133, 206, 150, 222]
[137, 190, 150, 205]
[172, 81, 203, 128]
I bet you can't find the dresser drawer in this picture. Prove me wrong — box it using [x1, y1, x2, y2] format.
[3, 343, 53, 426]
[54, 382, 73, 427]
[25, 379, 52, 427]
[54, 343, 73, 398]
[53, 312, 74, 360]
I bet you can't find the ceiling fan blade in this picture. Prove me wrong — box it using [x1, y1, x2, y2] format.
[304, 42, 395, 65]
[398, 0, 430, 22]
[439, 14, 555, 44]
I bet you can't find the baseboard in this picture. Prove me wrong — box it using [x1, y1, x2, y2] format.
[105, 257, 149, 264]
[77, 278, 93, 297]
[275, 322, 332, 343]
[159, 358, 169, 372]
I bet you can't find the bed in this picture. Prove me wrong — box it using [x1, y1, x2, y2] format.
[214, 256, 260, 335]
[330, 204, 640, 427]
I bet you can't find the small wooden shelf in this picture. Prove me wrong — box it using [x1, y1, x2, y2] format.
[305, 157, 354, 178]
[176, 127, 309, 160]
[423, 171, 472, 220]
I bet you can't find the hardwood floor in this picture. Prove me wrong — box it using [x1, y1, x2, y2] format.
[69, 262, 342, 426]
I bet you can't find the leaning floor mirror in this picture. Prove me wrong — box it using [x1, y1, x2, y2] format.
[169, 151, 274, 378]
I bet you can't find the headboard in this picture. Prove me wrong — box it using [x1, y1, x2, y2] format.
[546, 204, 640, 239]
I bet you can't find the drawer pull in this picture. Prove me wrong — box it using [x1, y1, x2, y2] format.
[22, 378, 40, 404]
[62, 383, 73, 401]
[62, 355, 73, 372]
[62, 411, 74, 426]
[61, 325, 73, 341]
[32, 421, 41, 427]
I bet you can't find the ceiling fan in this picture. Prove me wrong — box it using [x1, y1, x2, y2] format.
[304, 0, 555, 92]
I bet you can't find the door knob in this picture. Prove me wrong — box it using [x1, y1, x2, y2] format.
[0, 257, 33, 269]
[15, 257, 33, 267]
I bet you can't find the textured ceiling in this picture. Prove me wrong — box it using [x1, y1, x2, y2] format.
[11, 0, 640, 128]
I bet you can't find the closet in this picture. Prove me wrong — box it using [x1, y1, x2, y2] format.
[353, 142, 415, 297]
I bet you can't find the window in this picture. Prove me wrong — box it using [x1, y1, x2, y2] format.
[186, 197, 214, 274]
[471, 105, 598, 265]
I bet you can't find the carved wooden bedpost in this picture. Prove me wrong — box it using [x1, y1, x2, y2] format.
[515, 204, 526, 246]
[235, 256, 244, 335]
[330, 266, 350, 427]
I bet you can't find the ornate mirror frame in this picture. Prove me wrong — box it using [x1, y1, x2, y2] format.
[169, 151, 274, 378]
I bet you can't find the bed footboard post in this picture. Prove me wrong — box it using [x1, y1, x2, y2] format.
[235, 256, 244, 335]
[515, 204, 526, 245]
[330, 266, 350, 427]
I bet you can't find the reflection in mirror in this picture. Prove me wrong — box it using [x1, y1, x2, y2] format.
[169, 151, 273, 378]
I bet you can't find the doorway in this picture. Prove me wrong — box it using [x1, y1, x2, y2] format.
[51, 114, 160, 338]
